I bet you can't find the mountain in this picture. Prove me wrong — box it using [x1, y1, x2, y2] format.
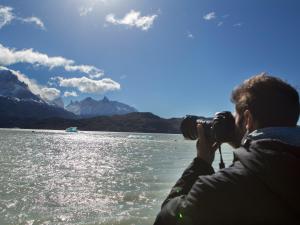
[0, 68, 75, 120]
[1, 112, 184, 134]
[65, 96, 138, 117]
[0, 96, 75, 120]
[0, 67, 43, 102]
[49, 97, 64, 108]
[0, 67, 203, 134]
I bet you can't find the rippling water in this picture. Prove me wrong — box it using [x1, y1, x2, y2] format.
[0, 129, 233, 225]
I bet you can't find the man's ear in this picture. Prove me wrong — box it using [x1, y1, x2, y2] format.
[243, 110, 255, 132]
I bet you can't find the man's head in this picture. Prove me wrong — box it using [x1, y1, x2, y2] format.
[230, 73, 299, 147]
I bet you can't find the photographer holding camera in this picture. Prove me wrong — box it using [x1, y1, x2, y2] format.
[154, 74, 300, 225]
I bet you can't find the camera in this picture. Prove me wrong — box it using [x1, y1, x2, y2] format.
[180, 111, 236, 143]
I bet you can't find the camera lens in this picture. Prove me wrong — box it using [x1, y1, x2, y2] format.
[180, 111, 235, 143]
[180, 115, 199, 140]
[180, 115, 212, 140]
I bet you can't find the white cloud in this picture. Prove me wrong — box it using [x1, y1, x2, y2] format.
[217, 21, 223, 27]
[0, 43, 103, 78]
[106, 10, 157, 31]
[0, 66, 60, 101]
[233, 22, 243, 27]
[187, 31, 194, 39]
[65, 64, 104, 78]
[40, 87, 61, 101]
[56, 76, 121, 93]
[0, 6, 14, 28]
[203, 12, 216, 21]
[0, 43, 73, 67]
[21, 16, 45, 29]
[64, 91, 78, 97]
[0, 5, 45, 30]
[79, 6, 93, 16]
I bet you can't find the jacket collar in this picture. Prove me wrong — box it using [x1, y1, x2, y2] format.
[244, 126, 300, 147]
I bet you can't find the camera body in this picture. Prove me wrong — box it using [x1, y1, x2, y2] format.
[180, 111, 236, 143]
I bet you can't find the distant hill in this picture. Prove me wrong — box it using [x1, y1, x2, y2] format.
[1, 112, 184, 134]
[0, 67, 76, 120]
[65, 96, 138, 117]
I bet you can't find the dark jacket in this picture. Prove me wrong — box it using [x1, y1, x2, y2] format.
[154, 127, 300, 225]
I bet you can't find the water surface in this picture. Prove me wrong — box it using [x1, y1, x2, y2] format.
[0, 129, 233, 225]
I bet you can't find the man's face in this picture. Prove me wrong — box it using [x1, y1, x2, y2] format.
[229, 110, 247, 148]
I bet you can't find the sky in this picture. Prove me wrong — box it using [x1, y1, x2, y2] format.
[0, 0, 299, 118]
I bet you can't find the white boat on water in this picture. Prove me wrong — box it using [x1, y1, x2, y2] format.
[65, 127, 78, 132]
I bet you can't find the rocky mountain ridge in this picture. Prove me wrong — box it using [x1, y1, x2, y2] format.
[0, 67, 75, 119]
[0, 67, 43, 102]
[65, 96, 138, 117]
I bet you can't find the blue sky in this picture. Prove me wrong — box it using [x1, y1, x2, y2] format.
[0, 0, 299, 118]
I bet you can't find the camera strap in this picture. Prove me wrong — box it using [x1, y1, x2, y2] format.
[218, 145, 225, 169]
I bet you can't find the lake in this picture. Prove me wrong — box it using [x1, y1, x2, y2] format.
[0, 129, 233, 225]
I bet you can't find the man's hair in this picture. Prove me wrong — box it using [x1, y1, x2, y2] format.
[231, 73, 299, 127]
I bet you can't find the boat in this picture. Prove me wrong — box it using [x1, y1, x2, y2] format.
[65, 127, 78, 132]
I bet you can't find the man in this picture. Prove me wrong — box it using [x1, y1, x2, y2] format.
[154, 74, 300, 225]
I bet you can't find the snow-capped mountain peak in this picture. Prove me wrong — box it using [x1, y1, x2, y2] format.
[0, 67, 43, 102]
[65, 96, 138, 117]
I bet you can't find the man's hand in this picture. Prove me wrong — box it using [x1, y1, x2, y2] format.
[196, 123, 219, 165]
